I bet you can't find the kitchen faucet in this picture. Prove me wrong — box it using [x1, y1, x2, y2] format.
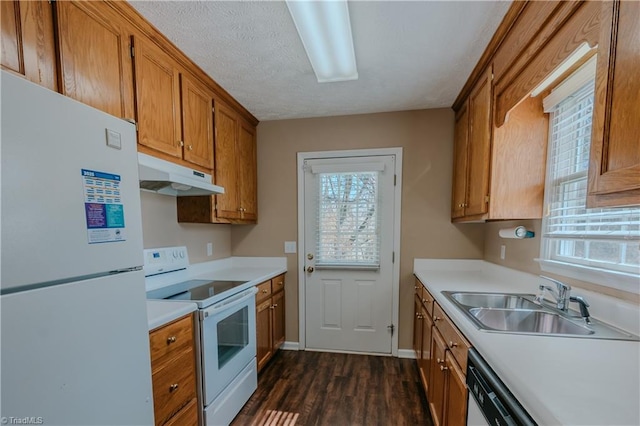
[536, 275, 571, 311]
[535, 275, 591, 323]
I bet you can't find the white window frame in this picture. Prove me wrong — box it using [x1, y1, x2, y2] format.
[538, 57, 640, 294]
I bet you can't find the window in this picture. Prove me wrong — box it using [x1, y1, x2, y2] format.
[316, 171, 381, 268]
[540, 62, 640, 292]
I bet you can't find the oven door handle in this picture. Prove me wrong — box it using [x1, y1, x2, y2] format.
[201, 287, 258, 318]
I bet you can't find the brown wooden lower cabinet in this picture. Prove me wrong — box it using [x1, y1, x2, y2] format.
[414, 277, 471, 426]
[149, 313, 198, 426]
[255, 274, 286, 372]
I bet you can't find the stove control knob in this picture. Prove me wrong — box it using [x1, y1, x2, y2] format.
[172, 250, 178, 259]
[179, 251, 185, 259]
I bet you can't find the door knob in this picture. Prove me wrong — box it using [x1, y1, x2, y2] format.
[307, 253, 314, 260]
[306, 266, 314, 273]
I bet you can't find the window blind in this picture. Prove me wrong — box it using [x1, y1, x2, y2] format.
[542, 81, 640, 274]
[315, 172, 381, 269]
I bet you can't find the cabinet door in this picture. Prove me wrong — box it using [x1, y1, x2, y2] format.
[271, 289, 285, 351]
[132, 36, 182, 159]
[55, 1, 133, 118]
[256, 299, 272, 372]
[419, 307, 433, 394]
[445, 353, 468, 426]
[428, 329, 448, 426]
[451, 103, 469, 219]
[1, 0, 57, 90]
[181, 72, 214, 169]
[588, 0, 640, 207]
[214, 101, 241, 220]
[413, 295, 423, 359]
[238, 119, 258, 221]
[465, 67, 493, 217]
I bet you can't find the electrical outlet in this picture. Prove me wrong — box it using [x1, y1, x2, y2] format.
[207, 242, 213, 257]
[284, 241, 297, 254]
[500, 245, 506, 260]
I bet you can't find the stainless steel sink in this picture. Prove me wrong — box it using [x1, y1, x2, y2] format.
[447, 292, 541, 310]
[469, 308, 594, 335]
[442, 290, 639, 341]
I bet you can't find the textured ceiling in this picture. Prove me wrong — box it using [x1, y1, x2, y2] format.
[129, 1, 512, 121]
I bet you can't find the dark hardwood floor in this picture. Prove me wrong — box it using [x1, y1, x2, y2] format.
[232, 350, 433, 426]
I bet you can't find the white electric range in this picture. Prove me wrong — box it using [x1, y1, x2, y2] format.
[144, 246, 258, 426]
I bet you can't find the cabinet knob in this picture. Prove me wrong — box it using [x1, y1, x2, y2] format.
[417, 314, 423, 319]
[434, 316, 442, 322]
[262, 289, 268, 293]
[449, 341, 458, 348]
[437, 358, 445, 364]
[169, 383, 179, 392]
[440, 365, 448, 371]
[167, 336, 176, 344]
[188, 145, 193, 151]
[178, 141, 184, 147]
[270, 305, 275, 310]
[273, 304, 278, 308]
[414, 286, 419, 290]
[422, 298, 428, 303]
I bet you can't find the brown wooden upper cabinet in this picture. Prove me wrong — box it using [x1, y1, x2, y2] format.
[132, 35, 182, 160]
[451, 66, 548, 222]
[181, 73, 215, 170]
[214, 101, 258, 222]
[1, 0, 57, 91]
[55, 0, 134, 119]
[132, 36, 214, 173]
[588, 0, 640, 208]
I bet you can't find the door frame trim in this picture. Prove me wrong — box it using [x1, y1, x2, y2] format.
[296, 147, 403, 356]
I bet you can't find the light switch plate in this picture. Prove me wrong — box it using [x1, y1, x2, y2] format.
[284, 241, 297, 254]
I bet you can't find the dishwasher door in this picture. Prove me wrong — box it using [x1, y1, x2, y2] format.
[466, 349, 537, 426]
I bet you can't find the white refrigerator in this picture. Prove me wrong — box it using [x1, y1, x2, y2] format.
[1, 71, 154, 425]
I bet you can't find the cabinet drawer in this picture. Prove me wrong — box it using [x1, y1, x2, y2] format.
[150, 315, 193, 363]
[422, 287, 435, 318]
[152, 347, 197, 425]
[256, 280, 272, 303]
[433, 303, 471, 371]
[414, 278, 424, 301]
[272, 274, 285, 294]
[164, 397, 198, 426]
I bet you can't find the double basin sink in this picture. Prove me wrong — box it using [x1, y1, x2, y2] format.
[442, 291, 639, 341]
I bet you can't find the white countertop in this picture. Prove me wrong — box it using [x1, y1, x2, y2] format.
[147, 300, 197, 331]
[414, 259, 640, 426]
[146, 256, 287, 329]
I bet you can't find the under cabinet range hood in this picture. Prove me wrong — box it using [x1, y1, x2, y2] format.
[138, 153, 224, 196]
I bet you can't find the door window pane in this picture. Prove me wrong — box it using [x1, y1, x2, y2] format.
[316, 172, 381, 268]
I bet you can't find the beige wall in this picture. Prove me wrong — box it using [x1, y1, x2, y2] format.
[140, 191, 231, 263]
[231, 109, 485, 350]
[483, 219, 639, 303]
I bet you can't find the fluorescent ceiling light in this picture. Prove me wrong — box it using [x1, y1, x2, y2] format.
[286, 0, 358, 83]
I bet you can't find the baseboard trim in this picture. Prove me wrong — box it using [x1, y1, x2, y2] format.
[397, 349, 417, 359]
[281, 341, 300, 351]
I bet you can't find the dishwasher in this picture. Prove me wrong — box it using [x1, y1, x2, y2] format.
[466, 349, 537, 426]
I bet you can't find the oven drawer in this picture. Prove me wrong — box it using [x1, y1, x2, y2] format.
[151, 347, 197, 425]
[150, 315, 194, 362]
[256, 280, 272, 303]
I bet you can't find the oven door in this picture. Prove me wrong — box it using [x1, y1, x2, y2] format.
[200, 287, 257, 405]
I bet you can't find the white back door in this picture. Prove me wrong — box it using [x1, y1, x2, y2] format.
[303, 155, 396, 354]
